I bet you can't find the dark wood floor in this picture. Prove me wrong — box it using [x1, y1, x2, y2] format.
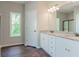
[1, 45, 50, 57]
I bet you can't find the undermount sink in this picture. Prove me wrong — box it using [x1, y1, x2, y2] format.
[75, 33, 79, 36]
[49, 31, 54, 33]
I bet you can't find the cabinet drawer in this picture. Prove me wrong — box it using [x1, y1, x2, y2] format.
[49, 47, 55, 57]
[55, 37, 70, 57]
[66, 39, 79, 57]
[48, 35, 55, 39]
[49, 40, 55, 46]
[50, 51, 54, 57]
[56, 36, 79, 57]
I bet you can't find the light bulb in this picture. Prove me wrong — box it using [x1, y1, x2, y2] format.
[52, 6, 56, 9]
[50, 8, 53, 10]
[56, 7, 59, 10]
[48, 9, 50, 12]
[48, 6, 60, 13]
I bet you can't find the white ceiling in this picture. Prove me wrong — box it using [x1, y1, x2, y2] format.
[12, 1, 70, 5]
[12, 1, 79, 13]
[12, 1, 26, 4]
[46, 1, 70, 8]
[59, 1, 79, 13]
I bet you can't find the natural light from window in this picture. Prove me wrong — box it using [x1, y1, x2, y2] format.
[10, 12, 21, 37]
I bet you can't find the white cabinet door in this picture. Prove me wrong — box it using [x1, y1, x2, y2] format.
[40, 33, 49, 54]
[48, 35, 55, 57]
[66, 39, 79, 57]
[62, 39, 79, 57]
[55, 37, 64, 57]
[40, 33, 56, 57]
[40, 33, 79, 57]
[25, 10, 39, 48]
[56, 37, 71, 57]
[56, 37, 79, 57]
[42, 34, 49, 53]
[40, 33, 45, 49]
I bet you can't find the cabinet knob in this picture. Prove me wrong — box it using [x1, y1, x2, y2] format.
[65, 48, 70, 52]
[51, 47, 53, 48]
[34, 30, 36, 32]
[51, 51, 53, 54]
[51, 41, 53, 43]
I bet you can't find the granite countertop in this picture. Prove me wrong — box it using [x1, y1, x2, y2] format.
[40, 31, 79, 41]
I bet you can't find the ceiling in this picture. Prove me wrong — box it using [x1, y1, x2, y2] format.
[12, 1, 70, 5]
[59, 1, 79, 13]
[12, 1, 26, 4]
[12, 1, 79, 13]
[45, 1, 70, 8]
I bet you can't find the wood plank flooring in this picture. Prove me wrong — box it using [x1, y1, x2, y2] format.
[1, 45, 50, 57]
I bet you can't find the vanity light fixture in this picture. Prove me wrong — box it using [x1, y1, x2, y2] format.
[48, 6, 59, 13]
[52, 6, 56, 9]
[48, 9, 50, 12]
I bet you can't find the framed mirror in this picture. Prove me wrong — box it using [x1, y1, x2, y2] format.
[55, 2, 79, 33]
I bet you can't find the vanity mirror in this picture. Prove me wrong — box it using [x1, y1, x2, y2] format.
[56, 2, 79, 33]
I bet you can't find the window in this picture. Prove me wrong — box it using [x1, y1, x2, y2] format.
[56, 18, 60, 31]
[63, 19, 74, 32]
[63, 21, 69, 32]
[10, 12, 21, 37]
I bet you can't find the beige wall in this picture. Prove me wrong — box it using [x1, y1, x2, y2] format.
[0, 2, 25, 47]
[48, 12, 56, 31]
[25, 1, 60, 32]
[37, 2, 49, 31]
[25, 2, 49, 31]
[37, 2, 56, 31]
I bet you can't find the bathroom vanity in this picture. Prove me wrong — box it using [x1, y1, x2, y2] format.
[40, 31, 79, 57]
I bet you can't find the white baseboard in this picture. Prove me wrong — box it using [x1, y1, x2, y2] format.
[1, 43, 24, 48]
[24, 43, 40, 49]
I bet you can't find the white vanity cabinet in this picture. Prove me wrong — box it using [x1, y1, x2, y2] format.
[48, 35, 55, 56]
[40, 32, 79, 57]
[65, 39, 79, 57]
[40, 33, 49, 53]
[40, 33, 44, 49]
[55, 37, 71, 57]
[40, 33, 55, 56]
[42, 33, 49, 53]
[55, 36, 79, 57]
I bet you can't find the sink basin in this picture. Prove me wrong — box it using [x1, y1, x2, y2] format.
[75, 33, 79, 36]
[49, 31, 54, 33]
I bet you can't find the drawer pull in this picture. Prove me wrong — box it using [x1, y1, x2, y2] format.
[51, 51, 53, 54]
[65, 48, 70, 52]
[51, 42, 53, 43]
[51, 47, 53, 48]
